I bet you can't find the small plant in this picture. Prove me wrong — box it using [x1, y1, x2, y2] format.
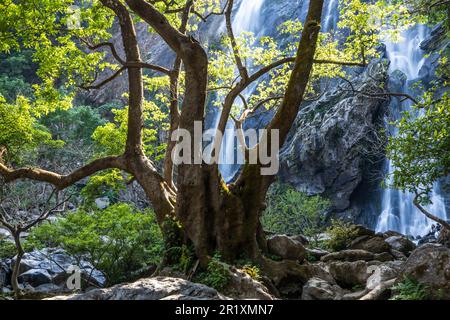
[0, 237, 15, 259]
[326, 219, 359, 251]
[196, 253, 231, 292]
[390, 278, 428, 300]
[241, 264, 261, 281]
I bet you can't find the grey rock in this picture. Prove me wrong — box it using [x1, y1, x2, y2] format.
[321, 249, 375, 262]
[385, 236, 416, 255]
[267, 235, 306, 262]
[46, 277, 228, 300]
[301, 277, 345, 300]
[279, 59, 389, 213]
[18, 269, 53, 287]
[399, 244, 450, 299]
[94, 197, 110, 210]
[349, 236, 391, 254]
[328, 261, 369, 288]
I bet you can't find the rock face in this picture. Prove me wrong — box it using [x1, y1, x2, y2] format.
[279, 59, 389, 219]
[267, 235, 306, 262]
[399, 244, 450, 299]
[47, 277, 228, 300]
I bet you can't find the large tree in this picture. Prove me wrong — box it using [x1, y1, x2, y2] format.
[0, 0, 411, 269]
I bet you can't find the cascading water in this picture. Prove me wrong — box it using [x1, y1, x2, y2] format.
[375, 26, 448, 237]
[215, 0, 267, 181]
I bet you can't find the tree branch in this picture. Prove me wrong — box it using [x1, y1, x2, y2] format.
[0, 156, 126, 190]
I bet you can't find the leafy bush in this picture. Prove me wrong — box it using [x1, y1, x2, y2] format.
[262, 182, 330, 241]
[390, 278, 428, 300]
[27, 203, 164, 285]
[0, 238, 16, 259]
[196, 253, 231, 292]
[326, 219, 359, 251]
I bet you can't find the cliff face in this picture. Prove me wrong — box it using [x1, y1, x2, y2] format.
[278, 59, 389, 223]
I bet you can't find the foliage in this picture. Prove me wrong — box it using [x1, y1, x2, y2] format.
[0, 237, 16, 259]
[262, 182, 330, 241]
[195, 253, 231, 292]
[41, 105, 106, 145]
[0, 95, 63, 163]
[326, 219, 360, 251]
[80, 169, 127, 204]
[26, 203, 164, 285]
[387, 51, 450, 205]
[390, 277, 429, 300]
[240, 264, 261, 281]
[0, 50, 38, 102]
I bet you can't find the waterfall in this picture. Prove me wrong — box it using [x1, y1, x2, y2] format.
[215, 0, 267, 182]
[375, 26, 448, 237]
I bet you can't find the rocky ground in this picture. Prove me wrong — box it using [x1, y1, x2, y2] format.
[1, 225, 449, 300]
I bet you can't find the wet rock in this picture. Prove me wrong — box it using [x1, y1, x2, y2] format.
[398, 244, 450, 299]
[267, 235, 306, 262]
[420, 22, 446, 52]
[47, 277, 228, 300]
[301, 277, 345, 300]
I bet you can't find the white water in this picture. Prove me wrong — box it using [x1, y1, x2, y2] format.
[375, 26, 448, 237]
[233, 0, 265, 35]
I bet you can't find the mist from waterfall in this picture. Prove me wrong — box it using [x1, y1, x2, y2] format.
[375, 26, 448, 237]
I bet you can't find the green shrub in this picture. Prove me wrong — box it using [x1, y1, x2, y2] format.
[196, 253, 231, 292]
[390, 278, 429, 300]
[26, 203, 164, 285]
[326, 219, 359, 251]
[0, 238, 16, 259]
[262, 182, 330, 242]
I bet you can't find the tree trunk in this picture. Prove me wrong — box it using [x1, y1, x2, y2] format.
[11, 233, 24, 299]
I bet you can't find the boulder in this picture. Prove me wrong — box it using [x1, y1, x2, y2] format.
[47, 277, 228, 300]
[349, 236, 391, 254]
[366, 261, 403, 291]
[385, 236, 416, 255]
[437, 227, 450, 248]
[321, 249, 394, 263]
[301, 277, 345, 300]
[267, 235, 306, 262]
[398, 244, 450, 299]
[328, 261, 369, 288]
[11, 248, 106, 292]
[0, 260, 11, 288]
[305, 248, 330, 261]
[226, 267, 275, 300]
[18, 269, 53, 287]
[321, 250, 375, 262]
